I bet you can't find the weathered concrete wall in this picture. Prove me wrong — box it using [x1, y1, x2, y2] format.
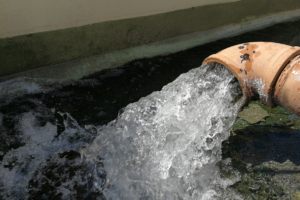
[0, 0, 238, 38]
[1, 0, 300, 78]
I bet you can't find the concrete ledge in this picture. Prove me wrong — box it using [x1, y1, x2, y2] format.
[1, 0, 300, 79]
[1, 9, 300, 82]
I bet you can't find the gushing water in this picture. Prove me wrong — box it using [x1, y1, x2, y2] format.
[0, 63, 242, 199]
[84, 63, 242, 199]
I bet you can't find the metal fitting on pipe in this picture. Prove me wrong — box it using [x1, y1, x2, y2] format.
[203, 42, 300, 115]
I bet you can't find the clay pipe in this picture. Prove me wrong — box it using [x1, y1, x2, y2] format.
[203, 42, 300, 115]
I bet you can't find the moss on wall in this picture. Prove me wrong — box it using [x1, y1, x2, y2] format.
[1, 0, 300, 77]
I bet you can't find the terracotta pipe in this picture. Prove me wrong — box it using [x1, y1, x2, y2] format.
[274, 55, 300, 115]
[203, 42, 300, 115]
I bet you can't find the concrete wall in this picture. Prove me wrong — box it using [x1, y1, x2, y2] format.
[1, 0, 300, 79]
[0, 0, 237, 38]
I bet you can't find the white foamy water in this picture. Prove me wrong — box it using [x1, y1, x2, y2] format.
[0, 111, 97, 199]
[0, 63, 243, 199]
[83, 63, 242, 199]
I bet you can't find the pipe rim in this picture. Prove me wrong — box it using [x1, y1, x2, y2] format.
[203, 43, 300, 107]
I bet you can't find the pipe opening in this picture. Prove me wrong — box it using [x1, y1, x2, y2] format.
[207, 62, 243, 106]
[204, 42, 300, 115]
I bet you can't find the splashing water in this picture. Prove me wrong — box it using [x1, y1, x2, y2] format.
[0, 63, 242, 199]
[0, 112, 98, 199]
[83, 63, 242, 199]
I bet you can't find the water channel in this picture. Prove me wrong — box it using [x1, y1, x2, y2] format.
[0, 19, 300, 199]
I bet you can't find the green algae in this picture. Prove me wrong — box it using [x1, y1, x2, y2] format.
[232, 100, 300, 132]
[265, 114, 293, 126]
[232, 118, 251, 131]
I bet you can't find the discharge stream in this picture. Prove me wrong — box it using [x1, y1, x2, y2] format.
[0, 63, 242, 199]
